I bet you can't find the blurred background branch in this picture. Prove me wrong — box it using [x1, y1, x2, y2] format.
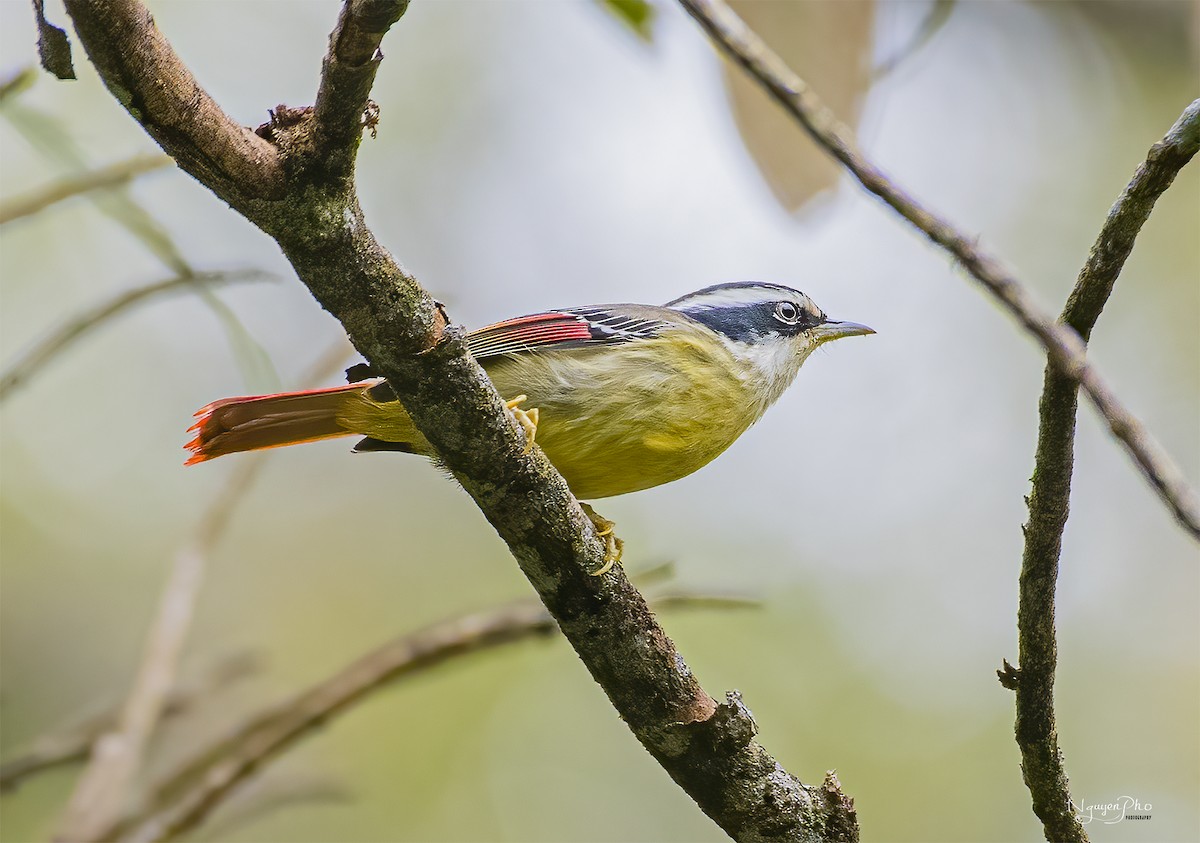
[56, 339, 352, 843]
[0, 152, 171, 225]
[0, 84, 282, 391]
[0, 270, 270, 402]
[871, 0, 954, 81]
[0, 65, 38, 102]
[1012, 99, 1200, 843]
[0, 653, 259, 793]
[679, 0, 1200, 539]
[108, 590, 759, 843]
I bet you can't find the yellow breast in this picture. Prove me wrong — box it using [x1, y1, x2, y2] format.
[483, 331, 764, 499]
[337, 325, 786, 500]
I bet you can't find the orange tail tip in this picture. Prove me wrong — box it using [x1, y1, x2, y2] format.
[184, 400, 233, 464]
[184, 383, 370, 465]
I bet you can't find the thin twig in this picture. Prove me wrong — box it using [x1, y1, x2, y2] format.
[109, 592, 758, 843]
[0, 271, 268, 403]
[0, 153, 172, 224]
[679, 0, 1200, 540]
[1009, 101, 1200, 843]
[54, 340, 353, 843]
[0, 654, 259, 794]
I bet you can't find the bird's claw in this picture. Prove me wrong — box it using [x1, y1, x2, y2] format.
[581, 503, 624, 576]
[505, 395, 539, 455]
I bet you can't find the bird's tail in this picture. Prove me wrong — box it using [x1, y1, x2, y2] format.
[185, 383, 371, 465]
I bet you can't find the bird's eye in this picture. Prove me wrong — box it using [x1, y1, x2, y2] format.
[774, 301, 800, 323]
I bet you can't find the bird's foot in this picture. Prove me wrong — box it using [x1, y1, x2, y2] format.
[505, 394, 540, 455]
[580, 503, 624, 576]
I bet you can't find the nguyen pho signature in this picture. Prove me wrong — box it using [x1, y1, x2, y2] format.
[1072, 796, 1152, 824]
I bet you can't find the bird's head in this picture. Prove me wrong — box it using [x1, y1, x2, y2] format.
[665, 281, 874, 410]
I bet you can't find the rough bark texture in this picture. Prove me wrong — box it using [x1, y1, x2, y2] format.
[60, 1, 857, 839]
[674, 1, 1200, 837]
[1015, 100, 1200, 843]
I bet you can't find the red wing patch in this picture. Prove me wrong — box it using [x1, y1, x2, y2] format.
[466, 308, 667, 360]
[466, 312, 595, 358]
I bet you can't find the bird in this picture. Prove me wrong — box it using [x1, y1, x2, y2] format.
[185, 281, 873, 574]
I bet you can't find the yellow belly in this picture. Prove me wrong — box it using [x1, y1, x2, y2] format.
[340, 334, 762, 500]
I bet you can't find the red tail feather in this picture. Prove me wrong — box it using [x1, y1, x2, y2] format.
[184, 383, 368, 464]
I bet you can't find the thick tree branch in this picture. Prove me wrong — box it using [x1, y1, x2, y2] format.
[679, 0, 1200, 539]
[1010, 100, 1200, 843]
[62, 2, 857, 839]
[61, 0, 283, 201]
[109, 593, 756, 843]
[0, 270, 266, 403]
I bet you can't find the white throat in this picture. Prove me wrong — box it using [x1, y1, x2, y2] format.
[720, 335, 813, 419]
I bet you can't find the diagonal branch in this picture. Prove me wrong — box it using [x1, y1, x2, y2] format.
[679, 0, 1200, 540]
[1010, 100, 1200, 843]
[54, 340, 352, 843]
[0, 654, 258, 794]
[0, 66, 38, 102]
[57, 537, 224, 842]
[108, 592, 757, 843]
[1060, 102, 1200, 338]
[0, 270, 267, 403]
[61, 1, 858, 839]
[0, 152, 171, 224]
[62, 0, 283, 201]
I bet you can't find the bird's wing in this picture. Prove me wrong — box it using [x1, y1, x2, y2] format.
[466, 306, 668, 360]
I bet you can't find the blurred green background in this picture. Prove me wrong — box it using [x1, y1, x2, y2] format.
[1, 1, 1197, 841]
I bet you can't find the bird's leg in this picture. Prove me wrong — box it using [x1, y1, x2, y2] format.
[580, 503, 624, 576]
[505, 394, 539, 455]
